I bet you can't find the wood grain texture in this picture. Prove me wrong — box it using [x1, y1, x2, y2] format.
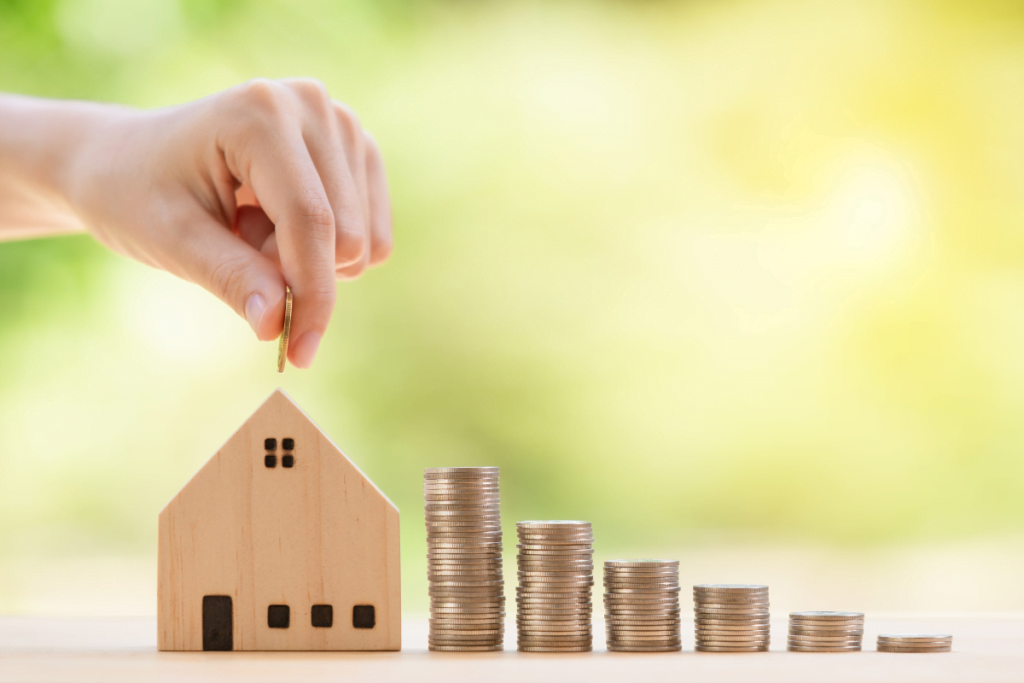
[2, 616, 1023, 683]
[158, 390, 400, 651]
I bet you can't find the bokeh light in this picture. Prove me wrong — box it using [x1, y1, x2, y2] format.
[2, 0, 1024, 615]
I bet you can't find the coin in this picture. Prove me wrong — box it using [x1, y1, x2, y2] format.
[789, 624, 863, 632]
[877, 634, 952, 642]
[611, 629, 681, 637]
[788, 644, 862, 652]
[276, 286, 292, 373]
[696, 624, 772, 634]
[788, 635, 862, 644]
[699, 640, 770, 648]
[790, 611, 863, 620]
[695, 645, 769, 652]
[609, 638, 683, 647]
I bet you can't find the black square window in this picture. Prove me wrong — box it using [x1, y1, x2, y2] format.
[264, 438, 277, 450]
[282, 455, 294, 468]
[282, 438, 295, 450]
[352, 605, 375, 629]
[264, 455, 277, 468]
[311, 604, 333, 628]
[268, 604, 290, 628]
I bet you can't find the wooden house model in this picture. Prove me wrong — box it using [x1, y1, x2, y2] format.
[157, 389, 400, 651]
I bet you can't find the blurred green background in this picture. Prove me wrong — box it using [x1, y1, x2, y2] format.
[2, 0, 1024, 615]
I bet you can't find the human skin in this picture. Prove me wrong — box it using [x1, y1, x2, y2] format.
[0, 78, 392, 369]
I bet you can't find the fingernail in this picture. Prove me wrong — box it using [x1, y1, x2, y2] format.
[291, 331, 323, 369]
[244, 292, 267, 335]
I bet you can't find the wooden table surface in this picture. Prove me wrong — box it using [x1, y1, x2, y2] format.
[1, 615, 1022, 683]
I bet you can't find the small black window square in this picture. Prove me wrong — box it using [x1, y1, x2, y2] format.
[282, 438, 295, 450]
[268, 604, 290, 628]
[352, 605, 375, 629]
[311, 604, 333, 628]
[282, 455, 294, 468]
[264, 454, 277, 468]
[264, 438, 277, 450]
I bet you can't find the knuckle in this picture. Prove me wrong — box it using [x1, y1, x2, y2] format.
[303, 278, 338, 310]
[290, 78, 333, 118]
[233, 79, 292, 134]
[206, 254, 252, 308]
[239, 78, 284, 112]
[297, 192, 336, 233]
[336, 228, 367, 264]
[363, 130, 380, 156]
[333, 101, 364, 150]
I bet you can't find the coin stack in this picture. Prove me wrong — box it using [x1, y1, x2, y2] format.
[693, 584, 771, 652]
[425, 467, 504, 652]
[788, 611, 864, 652]
[603, 560, 681, 652]
[877, 634, 952, 653]
[516, 521, 594, 652]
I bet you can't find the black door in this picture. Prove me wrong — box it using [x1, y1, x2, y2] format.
[202, 595, 233, 651]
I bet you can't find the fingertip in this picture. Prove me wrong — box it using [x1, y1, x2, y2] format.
[290, 331, 323, 369]
[336, 226, 367, 266]
[254, 289, 287, 342]
[244, 292, 267, 335]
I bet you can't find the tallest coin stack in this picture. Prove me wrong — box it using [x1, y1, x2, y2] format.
[425, 467, 505, 652]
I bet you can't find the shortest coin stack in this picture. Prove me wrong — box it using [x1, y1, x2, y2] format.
[604, 560, 681, 652]
[693, 585, 770, 652]
[788, 612, 864, 652]
[877, 634, 952, 653]
[517, 521, 594, 653]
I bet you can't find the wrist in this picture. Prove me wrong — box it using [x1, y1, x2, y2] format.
[0, 95, 127, 226]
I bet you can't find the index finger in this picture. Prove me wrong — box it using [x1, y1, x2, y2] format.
[230, 122, 337, 369]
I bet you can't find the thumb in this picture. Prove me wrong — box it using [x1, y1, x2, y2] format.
[173, 211, 286, 342]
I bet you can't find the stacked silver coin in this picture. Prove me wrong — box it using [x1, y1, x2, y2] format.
[693, 584, 771, 652]
[604, 560, 681, 652]
[425, 467, 504, 652]
[788, 611, 864, 652]
[516, 521, 594, 652]
[877, 634, 952, 653]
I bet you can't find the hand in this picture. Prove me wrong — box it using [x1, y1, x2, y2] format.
[63, 79, 392, 368]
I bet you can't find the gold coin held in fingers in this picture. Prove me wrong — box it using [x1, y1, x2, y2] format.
[277, 286, 293, 373]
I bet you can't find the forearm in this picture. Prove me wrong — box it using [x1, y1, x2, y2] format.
[0, 95, 114, 240]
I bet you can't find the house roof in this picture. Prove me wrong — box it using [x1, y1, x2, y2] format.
[159, 388, 397, 514]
